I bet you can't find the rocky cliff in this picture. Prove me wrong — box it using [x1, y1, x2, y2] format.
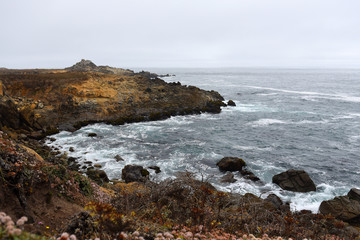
[0, 60, 224, 134]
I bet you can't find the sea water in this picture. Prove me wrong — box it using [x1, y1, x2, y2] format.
[46, 68, 360, 212]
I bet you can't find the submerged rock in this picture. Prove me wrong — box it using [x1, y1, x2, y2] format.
[217, 157, 246, 172]
[272, 169, 316, 192]
[114, 155, 124, 162]
[148, 166, 161, 174]
[227, 100, 236, 106]
[220, 172, 237, 183]
[241, 169, 260, 182]
[122, 165, 150, 183]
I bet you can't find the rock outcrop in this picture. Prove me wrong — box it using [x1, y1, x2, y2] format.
[0, 81, 31, 130]
[66, 59, 134, 75]
[319, 188, 360, 224]
[0, 60, 225, 134]
[272, 169, 316, 192]
[348, 188, 360, 201]
[217, 157, 246, 172]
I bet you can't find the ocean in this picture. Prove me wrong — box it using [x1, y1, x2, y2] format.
[46, 68, 360, 212]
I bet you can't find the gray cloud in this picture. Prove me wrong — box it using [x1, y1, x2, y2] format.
[1, 0, 359, 68]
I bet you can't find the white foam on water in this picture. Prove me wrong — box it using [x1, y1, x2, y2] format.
[333, 113, 360, 120]
[257, 93, 278, 96]
[300, 96, 320, 102]
[242, 85, 360, 103]
[295, 119, 329, 124]
[223, 102, 277, 113]
[248, 118, 287, 127]
[46, 127, 350, 214]
[349, 135, 360, 143]
[233, 145, 273, 151]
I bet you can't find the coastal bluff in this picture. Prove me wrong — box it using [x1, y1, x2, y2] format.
[0, 60, 224, 134]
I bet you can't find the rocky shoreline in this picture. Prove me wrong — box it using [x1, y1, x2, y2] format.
[0, 59, 225, 135]
[1, 61, 359, 239]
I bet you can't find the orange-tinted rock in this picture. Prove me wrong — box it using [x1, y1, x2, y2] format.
[0, 61, 224, 133]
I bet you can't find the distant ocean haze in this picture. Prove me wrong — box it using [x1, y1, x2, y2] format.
[47, 68, 360, 213]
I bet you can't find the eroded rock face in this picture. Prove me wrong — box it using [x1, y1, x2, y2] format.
[0, 82, 32, 130]
[319, 188, 360, 224]
[217, 157, 246, 172]
[272, 169, 316, 192]
[348, 188, 360, 201]
[0, 61, 224, 133]
[319, 196, 360, 223]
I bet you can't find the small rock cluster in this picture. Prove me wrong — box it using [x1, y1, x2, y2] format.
[217, 156, 260, 183]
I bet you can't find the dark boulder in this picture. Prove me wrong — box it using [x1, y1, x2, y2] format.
[319, 196, 360, 223]
[227, 100, 236, 106]
[348, 188, 360, 202]
[86, 169, 109, 185]
[272, 169, 316, 192]
[69, 147, 75, 152]
[114, 155, 124, 162]
[241, 169, 260, 182]
[122, 165, 149, 183]
[204, 100, 226, 113]
[148, 166, 161, 174]
[217, 157, 246, 172]
[87, 133, 97, 137]
[220, 172, 237, 183]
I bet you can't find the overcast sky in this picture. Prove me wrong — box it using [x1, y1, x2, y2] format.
[1, 0, 360, 69]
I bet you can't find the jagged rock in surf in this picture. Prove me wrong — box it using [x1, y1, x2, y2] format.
[272, 169, 316, 192]
[319, 195, 360, 223]
[348, 188, 360, 201]
[217, 157, 246, 172]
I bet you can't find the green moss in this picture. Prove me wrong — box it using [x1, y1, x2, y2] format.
[74, 174, 93, 196]
[43, 165, 68, 180]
